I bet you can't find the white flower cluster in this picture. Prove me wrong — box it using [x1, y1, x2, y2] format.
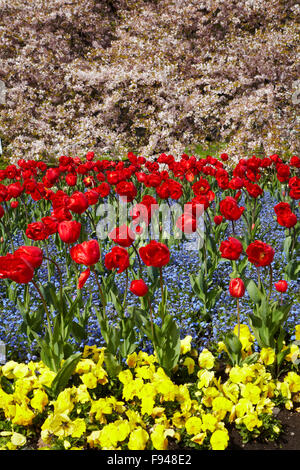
[0, 0, 298, 162]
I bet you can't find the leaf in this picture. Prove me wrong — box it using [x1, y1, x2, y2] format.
[49, 352, 81, 398]
[246, 279, 262, 303]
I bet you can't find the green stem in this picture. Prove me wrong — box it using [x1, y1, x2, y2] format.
[44, 255, 63, 303]
[132, 243, 142, 274]
[159, 267, 164, 300]
[92, 267, 106, 313]
[237, 298, 240, 339]
[256, 266, 261, 290]
[268, 264, 273, 301]
[31, 280, 52, 342]
[122, 270, 128, 310]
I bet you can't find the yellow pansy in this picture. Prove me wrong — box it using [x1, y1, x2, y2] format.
[13, 363, 31, 379]
[127, 352, 138, 368]
[242, 413, 262, 432]
[80, 372, 98, 389]
[210, 429, 229, 450]
[201, 413, 218, 433]
[233, 324, 254, 352]
[75, 359, 95, 375]
[197, 370, 215, 389]
[71, 418, 86, 438]
[198, 349, 215, 370]
[38, 369, 56, 387]
[1, 361, 19, 379]
[241, 383, 261, 404]
[183, 357, 195, 375]
[118, 369, 133, 384]
[150, 424, 168, 450]
[94, 364, 108, 385]
[11, 432, 26, 447]
[54, 388, 75, 414]
[212, 396, 233, 419]
[30, 389, 48, 413]
[128, 427, 149, 450]
[260, 348, 275, 365]
[202, 386, 220, 407]
[12, 404, 35, 426]
[76, 384, 91, 403]
[185, 416, 202, 435]
[180, 335, 193, 355]
[295, 325, 300, 341]
[285, 344, 299, 363]
[235, 398, 253, 418]
[191, 432, 206, 446]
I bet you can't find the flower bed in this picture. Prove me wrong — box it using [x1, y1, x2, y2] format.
[0, 151, 299, 450]
[0, 334, 299, 451]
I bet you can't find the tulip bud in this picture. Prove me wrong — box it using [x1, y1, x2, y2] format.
[274, 280, 288, 293]
[130, 279, 149, 297]
[229, 278, 245, 298]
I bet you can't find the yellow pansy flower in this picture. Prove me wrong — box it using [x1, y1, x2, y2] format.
[191, 432, 206, 446]
[233, 324, 254, 352]
[285, 344, 299, 363]
[80, 372, 98, 389]
[71, 418, 86, 438]
[197, 370, 215, 389]
[12, 404, 35, 426]
[260, 348, 275, 365]
[241, 383, 261, 404]
[198, 349, 215, 370]
[150, 424, 168, 450]
[180, 336, 193, 355]
[1, 361, 19, 379]
[295, 325, 300, 341]
[11, 432, 26, 447]
[127, 352, 138, 368]
[118, 369, 133, 384]
[201, 413, 218, 433]
[210, 429, 229, 450]
[13, 363, 31, 379]
[183, 357, 195, 375]
[75, 359, 95, 375]
[185, 416, 202, 435]
[128, 427, 149, 450]
[30, 389, 48, 413]
[242, 413, 262, 432]
[235, 398, 253, 418]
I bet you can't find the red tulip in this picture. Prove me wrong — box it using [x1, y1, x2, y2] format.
[229, 278, 245, 298]
[68, 191, 89, 214]
[108, 224, 136, 248]
[274, 280, 288, 293]
[105, 246, 130, 273]
[220, 196, 245, 221]
[130, 279, 149, 297]
[77, 268, 91, 289]
[26, 222, 48, 241]
[214, 215, 223, 225]
[0, 253, 34, 284]
[219, 237, 243, 260]
[176, 213, 198, 234]
[58, 220, 81, 244]
[139, 240, 170, 268]
[70, 240, 100, 266]
[14, 246, 43, 269]
[246, 240, 274, 267]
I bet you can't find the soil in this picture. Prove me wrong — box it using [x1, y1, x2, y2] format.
[229, 409, 300, 451]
